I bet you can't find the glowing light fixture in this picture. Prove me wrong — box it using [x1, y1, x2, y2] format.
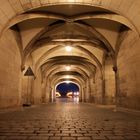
[66, 75, 70, 79]
[65, 80, 71, 84]
[65, 65, 71, 71]
[68, 0, 75, 2]
[65, 45, 72, 52]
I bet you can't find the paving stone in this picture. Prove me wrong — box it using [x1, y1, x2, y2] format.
[0, 136, 6, 140]
[55, 133, 69, 136]
[4, 136, 28, 140]
[107, 136, 125, 140]
[77, 136, 91, 140]
[49, 130, 61, 134]
[49, 137, 61, 140]
[124, 135, 138, 140]
[28, 136, 49, 140]
[62, 130, 75, 133]
[70, 133, 83, 137]
[0, 103, 139, 140]
[85, 134, 100, 137]
[62, 137, 76, 140]
[91, 136, 107, 140]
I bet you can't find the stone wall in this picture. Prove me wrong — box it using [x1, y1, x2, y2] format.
[104, 56, 115, 104]
[0, 29, 21, 108]
[21, 56, 34, 105]
[32, 68, 42, 104]
[89, 76, 96, 103]
[94, 68, 103, 103]
[117, 31, 140, 110]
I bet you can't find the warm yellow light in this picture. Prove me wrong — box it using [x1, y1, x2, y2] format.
[65, 45, 72, 52]
[55, 92, 61, 97]
[68, 0, 75, 2]
[65, 80, 71, 84]
[65, 66, 71, 71]
[66, 75, 70, 79]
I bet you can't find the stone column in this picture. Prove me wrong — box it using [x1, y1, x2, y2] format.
[82, 86, 86, 102]
[79, 87, 82, 102]
[88, 76, 95, 103]
[113, 66, 119, 105]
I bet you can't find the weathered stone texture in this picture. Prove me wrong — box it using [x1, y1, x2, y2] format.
[104, 56, 115, 104]
[117, 31, 140, 110]
[94, 68, 103, 103]
[0, 103, 139, 140]
[32, 69, 43, 104]
[0, 29, 21, 108]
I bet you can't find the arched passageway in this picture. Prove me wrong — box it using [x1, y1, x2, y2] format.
[0, 1, 140, 139]
[55, 81, 79, 103]
[0, 0, 140, 111]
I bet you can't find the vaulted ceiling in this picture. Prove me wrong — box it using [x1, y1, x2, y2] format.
[1, 1, 139, 86]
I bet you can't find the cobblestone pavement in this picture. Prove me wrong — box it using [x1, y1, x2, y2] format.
[0, 100, 140, 140]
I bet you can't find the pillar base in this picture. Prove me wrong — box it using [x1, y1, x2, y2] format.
[22, 103, 31, 107]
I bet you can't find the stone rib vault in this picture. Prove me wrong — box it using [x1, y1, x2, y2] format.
[0, 0, 140, 110]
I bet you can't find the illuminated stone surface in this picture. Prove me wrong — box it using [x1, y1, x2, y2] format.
[0, 1, 140, 137]
[0, 102, 140, 140]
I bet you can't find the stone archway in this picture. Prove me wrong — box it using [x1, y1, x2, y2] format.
[55, 81, 80, 103]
